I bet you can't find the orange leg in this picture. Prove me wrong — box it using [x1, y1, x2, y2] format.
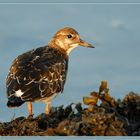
[27, 101, 33, 117]
[45, 101, 51, 115]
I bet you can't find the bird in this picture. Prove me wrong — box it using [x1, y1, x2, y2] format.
[6, 27, 95, 117]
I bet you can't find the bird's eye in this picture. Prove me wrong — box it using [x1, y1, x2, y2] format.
[67, 34, 72, 39]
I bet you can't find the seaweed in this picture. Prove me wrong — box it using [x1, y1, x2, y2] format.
[0, 80, 139, 136]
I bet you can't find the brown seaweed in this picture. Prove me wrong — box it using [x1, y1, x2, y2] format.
[0, 80, 139, 136]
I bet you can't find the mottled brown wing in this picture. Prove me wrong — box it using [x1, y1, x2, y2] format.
[6, 51, 34, 97]
[39, 61, 67, 98]
[6, 46, 68, 102]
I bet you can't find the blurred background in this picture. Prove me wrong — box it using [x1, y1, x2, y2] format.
[0, 3, 140, 121]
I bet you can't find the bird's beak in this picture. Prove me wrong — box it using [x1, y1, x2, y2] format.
[79, 39, 95, 48]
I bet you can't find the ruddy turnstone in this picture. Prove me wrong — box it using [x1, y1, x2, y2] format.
[6, 27, 95, 117]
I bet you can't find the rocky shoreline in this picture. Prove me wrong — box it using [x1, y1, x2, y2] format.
[0, 81, 140, 136]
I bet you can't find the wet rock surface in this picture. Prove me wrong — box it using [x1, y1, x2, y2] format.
[0, 81, 140, 136]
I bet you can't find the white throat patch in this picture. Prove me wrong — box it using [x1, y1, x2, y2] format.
[67, 43, 79, 55]
[55, 39, 79, 55]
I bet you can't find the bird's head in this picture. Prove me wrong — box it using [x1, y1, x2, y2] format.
[48, 27, 95, 55]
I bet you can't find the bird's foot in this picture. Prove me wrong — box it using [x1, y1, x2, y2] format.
[27, 114, 34, 119]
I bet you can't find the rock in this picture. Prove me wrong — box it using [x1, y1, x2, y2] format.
[0, 81, 139, 136]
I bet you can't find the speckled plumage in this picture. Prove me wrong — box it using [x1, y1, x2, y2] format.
[7, 46, 68, 105]
[6, 27, 94, 116]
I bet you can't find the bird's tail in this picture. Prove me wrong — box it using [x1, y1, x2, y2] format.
[7, 95, 25, 107]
